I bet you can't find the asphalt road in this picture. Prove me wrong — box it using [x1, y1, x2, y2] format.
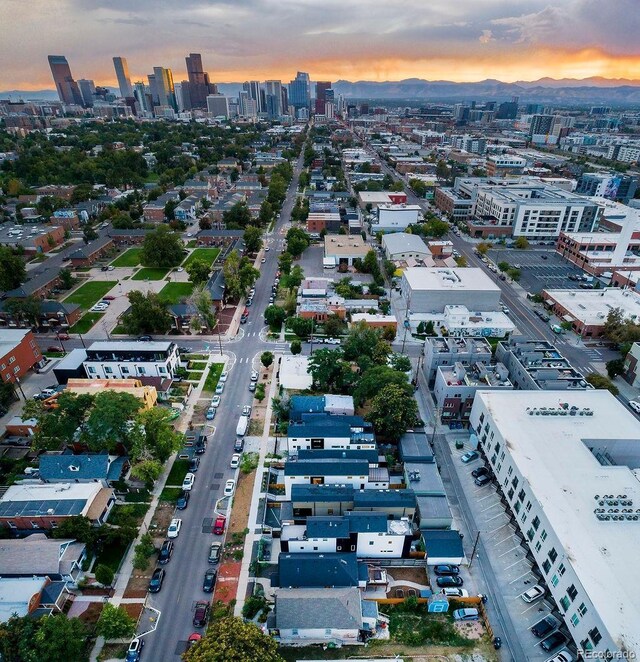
[139, 154, 304, 659]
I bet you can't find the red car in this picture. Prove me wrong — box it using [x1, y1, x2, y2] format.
[56, 333, 70, 340]
[187, 632, 202, 648]
[102, 295, 116, 301]
[46, 345, 63, 352]
[213, 515, 226, 535]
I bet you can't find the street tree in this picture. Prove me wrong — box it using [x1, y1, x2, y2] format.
[82, 225, 98, 244]
[290, 339, 302, 355]
[342, 322, 391, 366]
[258, 199, 274, 227]
[188, 285, 217, 331]
[585, 372, 619, 395]
[422, 219, 450, 238]
[184, 616, 284, 662]
[324, 314, 345, 338]
[199, 216, 212, 230]
[243, 225, 263, 253]
[308, 348, 355, 393]
[59, 268, 74, 289]
[287, 265, 304, 289]
[261, 351, 274, 368]
[514, 236, 529, 249]
[186, 258, 211, 286]
[476, 242, 491, 255]
[121, 290, 173, 335]
[85, 390, 142, 453]
[96, 603, 136, 640]
[130, 459, 163, 489]
[289, 316, 313, 339]
[409, 178, 428, 197]
[141, 224, 184, 267]
[388, 353, 412, 372]
[285, 227, 310, 257]
[0, 246, 26, 292]
[3, 296, 40, 327]
[130, 407, 184, 463]
[366, 383, 419, 442]
[278, 251, 293, 275]
[264, 305, 286, 329]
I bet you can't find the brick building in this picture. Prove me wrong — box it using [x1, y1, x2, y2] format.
[0, 329, 44, 384]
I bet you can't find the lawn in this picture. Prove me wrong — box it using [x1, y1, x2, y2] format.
[203, 363, 224, 394]
[132, 267, 169, 280]
[110, 248, 142, 267]
[69, 312, 104, 334]
[94, 539, 129, 573]
[64, 281, 117, 309]
[166, 459, 190, 486]
[108, 503, 150, 527]
[160, 486, 182, 503]
[182, 247, 220, 268]
[159, 281, 194, 304]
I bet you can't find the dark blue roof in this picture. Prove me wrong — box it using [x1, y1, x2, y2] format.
[0, 498, 86, 518]
[344, 512, 388, 533]
[306, 517, 350, 538]
[289, 395, 325, 420]
[297, 449, 379, 464]
[422, 530, 465, 559]
[353, 489, 417, 508]
[291, 484, 354, 503]
[399, 432, 434, 463]
[278, 553, 361, 588]
[40, 581, 67, 606]
[284, 458, 369, 477]
[288, 413, 373, 440]
[39, 454, 109, 481]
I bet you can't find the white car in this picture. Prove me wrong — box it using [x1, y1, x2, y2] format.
[177, 267, 184, 272]
[440, 588, 469, 598]
[224, 479, 236, 497]
[250, 370, 259, 382]
[167, 518, 182, 538]
[629, 400, 640, 414]
[546, 650, 575, 662]
[211, 395, 221, 408]
[265, 247, 270, 251]
[242, 405, 251, 417]
[219, 371, 228, 382]
[261, 258, 266, 263]
[521, 585, 545, 603]
[230, 454, 241, 469]
[182, 473, 195, 491]
[215, 383, 224, 395]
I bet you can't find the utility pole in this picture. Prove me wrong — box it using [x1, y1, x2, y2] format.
[468, 531, 481, 568]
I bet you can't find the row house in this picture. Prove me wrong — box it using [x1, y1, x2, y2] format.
[82, 340, 180, 380]
[286, 414, 375, 453]
[68, 236, 114, 267]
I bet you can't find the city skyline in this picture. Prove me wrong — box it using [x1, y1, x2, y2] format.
[1, 0, 639, 90]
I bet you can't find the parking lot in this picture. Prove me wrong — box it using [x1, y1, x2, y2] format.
[448, 437, 568, 661]
[297, 243, 374, 286]
[487, 249, 584, 295]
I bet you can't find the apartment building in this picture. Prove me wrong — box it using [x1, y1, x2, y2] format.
[575, 172, 638, 204]
[485, 154, 526, 177]
[370, 204, 422, 233]
[423, 336, 493, 384]
[286, 414, 375, 453]
[496, 337, 590, 390]
[83, 341, 180, 379]
[469, 391, 640, 658]
[0, 329, 44, 384]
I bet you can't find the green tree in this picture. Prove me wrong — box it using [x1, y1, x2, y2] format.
[254, 383, 266, 402]
[308, 348, 355, 393]
[141, 225, 184, 267]
[289, 316, 313, 339]
[353, 366, 413, 407]
[383, 259, 396, 277]
[94, 563, 115, 586]
[476, 242, 491, 255]
[342, 322, 391, 366]
[264, 305, 286, 329]
[188, 285, 217, 331]
[606, 358, 625, 379]
[164, 198, 178, 220]
[59, 268, 74, 289]
[186, 258, 211, 286]
[585, 372, 619, 395]
[0, 247, 27, 292]
[514, 236, 529, 249]
[287, 265, 304, 289]
[361, 250, 379, 274]
[324, 314, 345, 338]
[278, 251, 293, 275]
[133, 532, 156, 570]
[243, 225, 263, 253]
[261, 351, 274, 368]
[3, 296, 40, 327]
[130, 459, 163, 489]
[223, 201, 252, 228]
[290, 339, 302, 355]
[507, 267, 521, 282]
[409, 178, 428, 197]
[258, 199, 274, 227]
[366, 383, 419, 442]
[455, 256, 468, 267]
[435, 159, 450, 181]
[131, 407, 184, 463]
[285, 227, 310, 258]
[83, 225, 98, 244]
[422, 219, 450, 238]
[388, 353, 412, 372]
[183, 616, 284, 662]
[96, 603, 136, 640]
[33, 615, 88, 662]
[85, 390, 142, 452]
[497, 261, 510, 272]
[0, 613, 41, 662]
[121, 290, 173, 335]
[51, 515, 95, 544]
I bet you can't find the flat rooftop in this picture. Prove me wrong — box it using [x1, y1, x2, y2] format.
[403, 267, 500, 293]
[86, 341, 175, 353]
[324, 235, 369, 256]
[544, 288, 640, 326]
[476, 390, 640, 654]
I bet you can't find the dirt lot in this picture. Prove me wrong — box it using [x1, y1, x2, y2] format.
[150, 501, 175, 535]
[124, 551, 157, 599]
[228, 469, 255, 536]
[122, 602, 144, 622]
[388, 566, 429, 585]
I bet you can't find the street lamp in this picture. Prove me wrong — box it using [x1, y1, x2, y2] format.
[14, 377, 26, 401]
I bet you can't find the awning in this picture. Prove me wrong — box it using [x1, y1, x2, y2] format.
[562, 314, 574, 322]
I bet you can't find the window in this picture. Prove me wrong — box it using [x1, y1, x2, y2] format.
[369, 541, 374, 545]
[518, 489, 525, 502]
[88, 366, 96, 373]
[551, 574, 559, 587]
[495, 442, 501, 455]
[535, 541, 542, 553]
[500, 451, 505, 461]
[507, 466, 513, 477]
[548, 548, 558, 563]
[13, 366, 19, 374]
[540, 530, 547, 542]
[570, 613, 580, 627]
[560, 596, 570, 612]
[479, 413, 485, 424]
[581, 639, 593, 652]
[520, 511, 527, 523]
[567, 584, 578, 601]
[8, 356, 15, 364]
[507, 488, 515, 501]
[542, 559, 551, 574]
[527, 528, 534, 541]
[511, 477, 518, 489]
[104, 366, 113, 374]
[578, 603, 587, 617]
[532, 516, 540, 531]
[589, 627, 602, 646]
[526, 501, 532, 512]
[159, 366, 166, 373]
[121, 366, 129, 374]
[138, 367, 146, 374]
[313, 546, 318, 551]
[514, 501, 521, 514]
[558, 562, 566, 576]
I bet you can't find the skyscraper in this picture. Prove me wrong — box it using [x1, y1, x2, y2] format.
[113, 57, 134, 99]
[243, 81, 263, 113]
[48, 55, 83, 106]
[314, 81, 331, 115]
[77, 79, 96, 107]
[133, 81, 150, 113]
[288, 72, 310, 111]
[185, 53, 216, 109]
[264, 80, 283, 118]
[152, 67, 176, 111]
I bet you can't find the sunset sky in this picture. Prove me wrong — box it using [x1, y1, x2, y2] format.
[1, 0, 639, 89]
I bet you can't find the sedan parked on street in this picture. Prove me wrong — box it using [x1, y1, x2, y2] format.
[149, 567, 165, 593]
[203, 568, 217, 593]
[167, 518, 182, 538]
[182, 473, 195, 491]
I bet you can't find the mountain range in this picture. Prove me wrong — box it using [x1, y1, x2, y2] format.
[2, 77, 640, 105]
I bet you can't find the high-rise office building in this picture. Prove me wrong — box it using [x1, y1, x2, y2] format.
[77, 79, 96, 107]
[264, 80, 283, 118]
[314, 81, 331, 115]
[133, 81, 150, 113]
[206, 94, 230, 118]
[243, 81, 263, 113]
[530, 114, 554, 137]
[112, 57, 134, 99]
[174, 82, 192, 112]
[185, 53, 216, 109]
[151, 67, 176, 111]
[48, 55, 83, 106]
[288, 72, 310, 111]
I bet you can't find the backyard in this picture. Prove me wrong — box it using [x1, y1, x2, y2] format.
[109, 248, 142, 267]
[132, 268, 169, 281]
[64, 281, 117, 309]
[182, 247, 220, 268]
[158, 281, 194, 304]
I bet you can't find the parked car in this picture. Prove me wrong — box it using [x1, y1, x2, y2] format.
[246, 298, 253, 307]
[440, 588, 469, 598]
[148, 567, 165, 593]
[194, 439, 207, 455]
[101, 266, 109, 271]
[193, 601, 210, 628]
[182, 473, 195, 491]
[138, 335, 153, 342]
[215, 383, 224, 395]
[206, 407, 216, 420]
[250, 370, 259, 382]
[211, 395, 221, 408]
[629, 399, 640, 414]
[176, 491, 190, 510]
[158, 539, 174, 564]
[242, 405, 251, 417]
[240, 314, 248, 324]
[453, 608, 479, 621]
[233, 438, 244, 452]
[475, 474, 492, 487]
[178, 346, 191, 353]
[461, 450, 479, 463]
[189, 457, 200, 473]
[522, 585, 545, 603]
[213, 515, 226, 535]
[546, 650, 574, 662]
[224, 479, 235, 497]
[208, 542, 222, 564]
[203, 568, 217, 592]
[46, 345, 64, 352]
[167, 518, 182, 538]
[219, 371, 228, 382]
[248, 383, 256, 392]
[56, 333, 70, 340]
[471, 466, 489, 478]
[230, 453, 241, 469]
[540, 632, 568, 653]
[433, 564, 459, 576]
[125, 638, 144, 662]
[531, 615, 559, 638]
[103, 295, 116, 301]
[436, 575, 463, 588]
